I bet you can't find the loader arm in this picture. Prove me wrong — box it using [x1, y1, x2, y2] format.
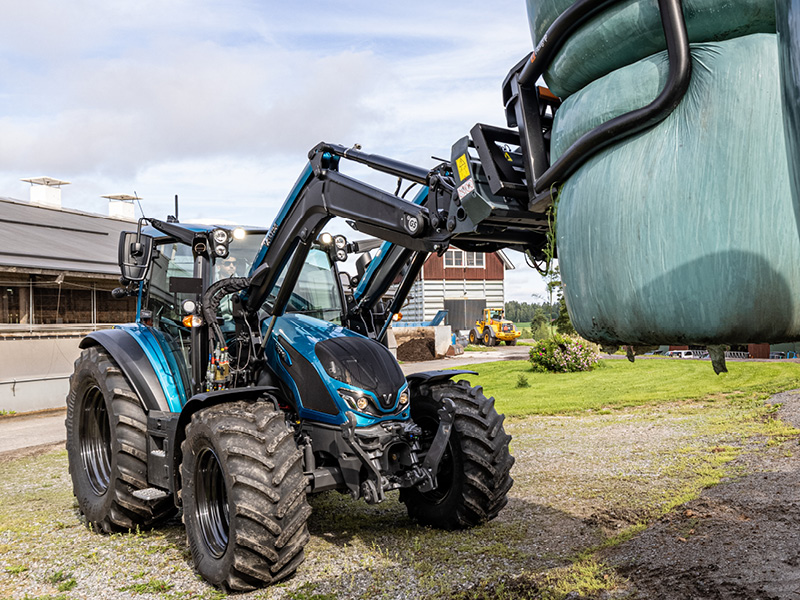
[245, 143, 452, 315]
[246, 133, 556, 336]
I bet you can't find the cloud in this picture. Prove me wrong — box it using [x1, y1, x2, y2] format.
[0, 0, 547, 300]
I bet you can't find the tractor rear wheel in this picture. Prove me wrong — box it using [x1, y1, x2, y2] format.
[181, 401, 311, 591]
[468, 330, 478, 345]
[400, 379, 514, 529]
[66, 346, 175, 533]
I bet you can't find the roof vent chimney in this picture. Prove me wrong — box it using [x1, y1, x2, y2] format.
[102, 194, 137, 221]
[21, 177, 70, 209]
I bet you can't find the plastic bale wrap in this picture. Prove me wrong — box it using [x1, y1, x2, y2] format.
[777, 0, 800, 204]
[526, 0, 775, 98]
[553, 34, 800, 346]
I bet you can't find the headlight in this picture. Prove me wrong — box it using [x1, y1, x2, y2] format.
[181, 299, 197, 314]
[338, 389, 368, 411]
[215, 244, 228, 257]
[182, 315, 203, 328]
[232, 227, 246, 240]
[334, 235, 346, 249]
[335, 249, 347, 262]
[399, 390, 409, 405]
[212, 229, 229, 244]
[318, 232, 333, 246]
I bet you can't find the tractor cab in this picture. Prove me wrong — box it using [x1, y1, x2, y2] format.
[114, 222, 269, 408]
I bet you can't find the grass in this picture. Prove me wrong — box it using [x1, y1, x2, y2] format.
[5, 565, 28, 575]
[463, 344, 496, 352]
[120, 578, 173, 593]
[452, 358, 800, 417]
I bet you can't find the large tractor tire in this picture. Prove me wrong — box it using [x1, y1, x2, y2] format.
[482, 329, 493, 346]
[66, 346, 175, 533]
[400, 379, 514, 529]
[506, 339, 517, 346]
[468, 329, 478, 345]
[181, 401, 311, 591]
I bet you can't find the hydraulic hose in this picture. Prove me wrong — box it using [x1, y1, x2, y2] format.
[201, 276, 250, 348]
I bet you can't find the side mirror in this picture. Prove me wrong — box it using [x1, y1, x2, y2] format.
[118, 231, 154, 282]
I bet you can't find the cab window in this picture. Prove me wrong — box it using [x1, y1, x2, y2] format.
[263, 247, 343, 324]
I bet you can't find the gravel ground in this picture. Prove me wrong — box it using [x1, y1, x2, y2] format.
[0, 391, 798, 599]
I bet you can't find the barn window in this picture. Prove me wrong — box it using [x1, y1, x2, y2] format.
[444, 250, 484, 268]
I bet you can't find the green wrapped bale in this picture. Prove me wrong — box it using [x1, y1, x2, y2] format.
[526, 0, 776, 98]
[554, 34, 800, 346]
[777, 0, 800, 204]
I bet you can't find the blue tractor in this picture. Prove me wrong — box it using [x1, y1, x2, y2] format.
[65, 140, 553, 590]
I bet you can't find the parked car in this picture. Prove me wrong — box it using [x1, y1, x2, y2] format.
[667, 350, 701, 358]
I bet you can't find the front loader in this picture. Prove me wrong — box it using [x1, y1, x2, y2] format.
[469, 307, 522, 346]
[65, 142, 528, 590]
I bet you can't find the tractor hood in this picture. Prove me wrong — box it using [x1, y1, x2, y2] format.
[264, 313, 409, 426]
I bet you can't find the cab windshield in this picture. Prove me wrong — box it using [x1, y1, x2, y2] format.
[264, 247, 344, 324]
[213, 233, 267, 282]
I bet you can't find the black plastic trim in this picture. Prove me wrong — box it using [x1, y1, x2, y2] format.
[405, 370, 479, 386]
[80, 329, 169, 412]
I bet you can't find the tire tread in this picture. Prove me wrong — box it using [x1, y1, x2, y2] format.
[182, 401, 310, 590]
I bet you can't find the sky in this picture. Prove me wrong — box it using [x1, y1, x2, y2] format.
[0, 0, 549, 303]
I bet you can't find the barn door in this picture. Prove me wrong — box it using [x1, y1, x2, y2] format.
[444, 298, 486, 331]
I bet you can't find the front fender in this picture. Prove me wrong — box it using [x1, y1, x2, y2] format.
[406, 369, 479, 388]
[170, 386, 283, 503]
[80, 329, 171, 412]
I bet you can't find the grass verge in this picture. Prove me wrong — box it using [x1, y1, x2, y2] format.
[452, 358, 800, 416]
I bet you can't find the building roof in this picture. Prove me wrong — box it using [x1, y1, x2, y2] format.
[496, 249, 514, 270]
[0, 196, 135, 276]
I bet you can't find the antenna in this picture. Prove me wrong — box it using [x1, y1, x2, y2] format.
[168, 194, 179, 223]
[134, 191, 147, 219]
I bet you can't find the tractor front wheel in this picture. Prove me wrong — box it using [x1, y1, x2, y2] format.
[506, 339, 517, 346]
[482, 329, 493, 346]
[468, 330, 478, 345]
[66, 346, 175, 532]
[401, 380, 514, 529]
[181, 401, 311, 591]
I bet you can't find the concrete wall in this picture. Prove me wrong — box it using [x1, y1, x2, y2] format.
[392, 325, 452, 357]
[0, 335, 83, 412]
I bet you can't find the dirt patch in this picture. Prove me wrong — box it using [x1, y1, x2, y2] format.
[397, 337, 435, 362]
[602, 390, 800, 600]
[0, 441, 64, 463]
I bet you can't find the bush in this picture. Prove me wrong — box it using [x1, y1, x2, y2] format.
[529, 334, 600, 373]
[516, 373, 530, 388]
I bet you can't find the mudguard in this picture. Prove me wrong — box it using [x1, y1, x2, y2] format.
[169, 386, 284, 493]
[80, 329, 171, 412]
[406, 370, 479, 387]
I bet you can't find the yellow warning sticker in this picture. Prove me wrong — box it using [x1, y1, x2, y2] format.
[456, 154, 470, 181]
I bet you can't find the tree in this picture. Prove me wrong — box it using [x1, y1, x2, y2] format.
[544, 266, 576, 336]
